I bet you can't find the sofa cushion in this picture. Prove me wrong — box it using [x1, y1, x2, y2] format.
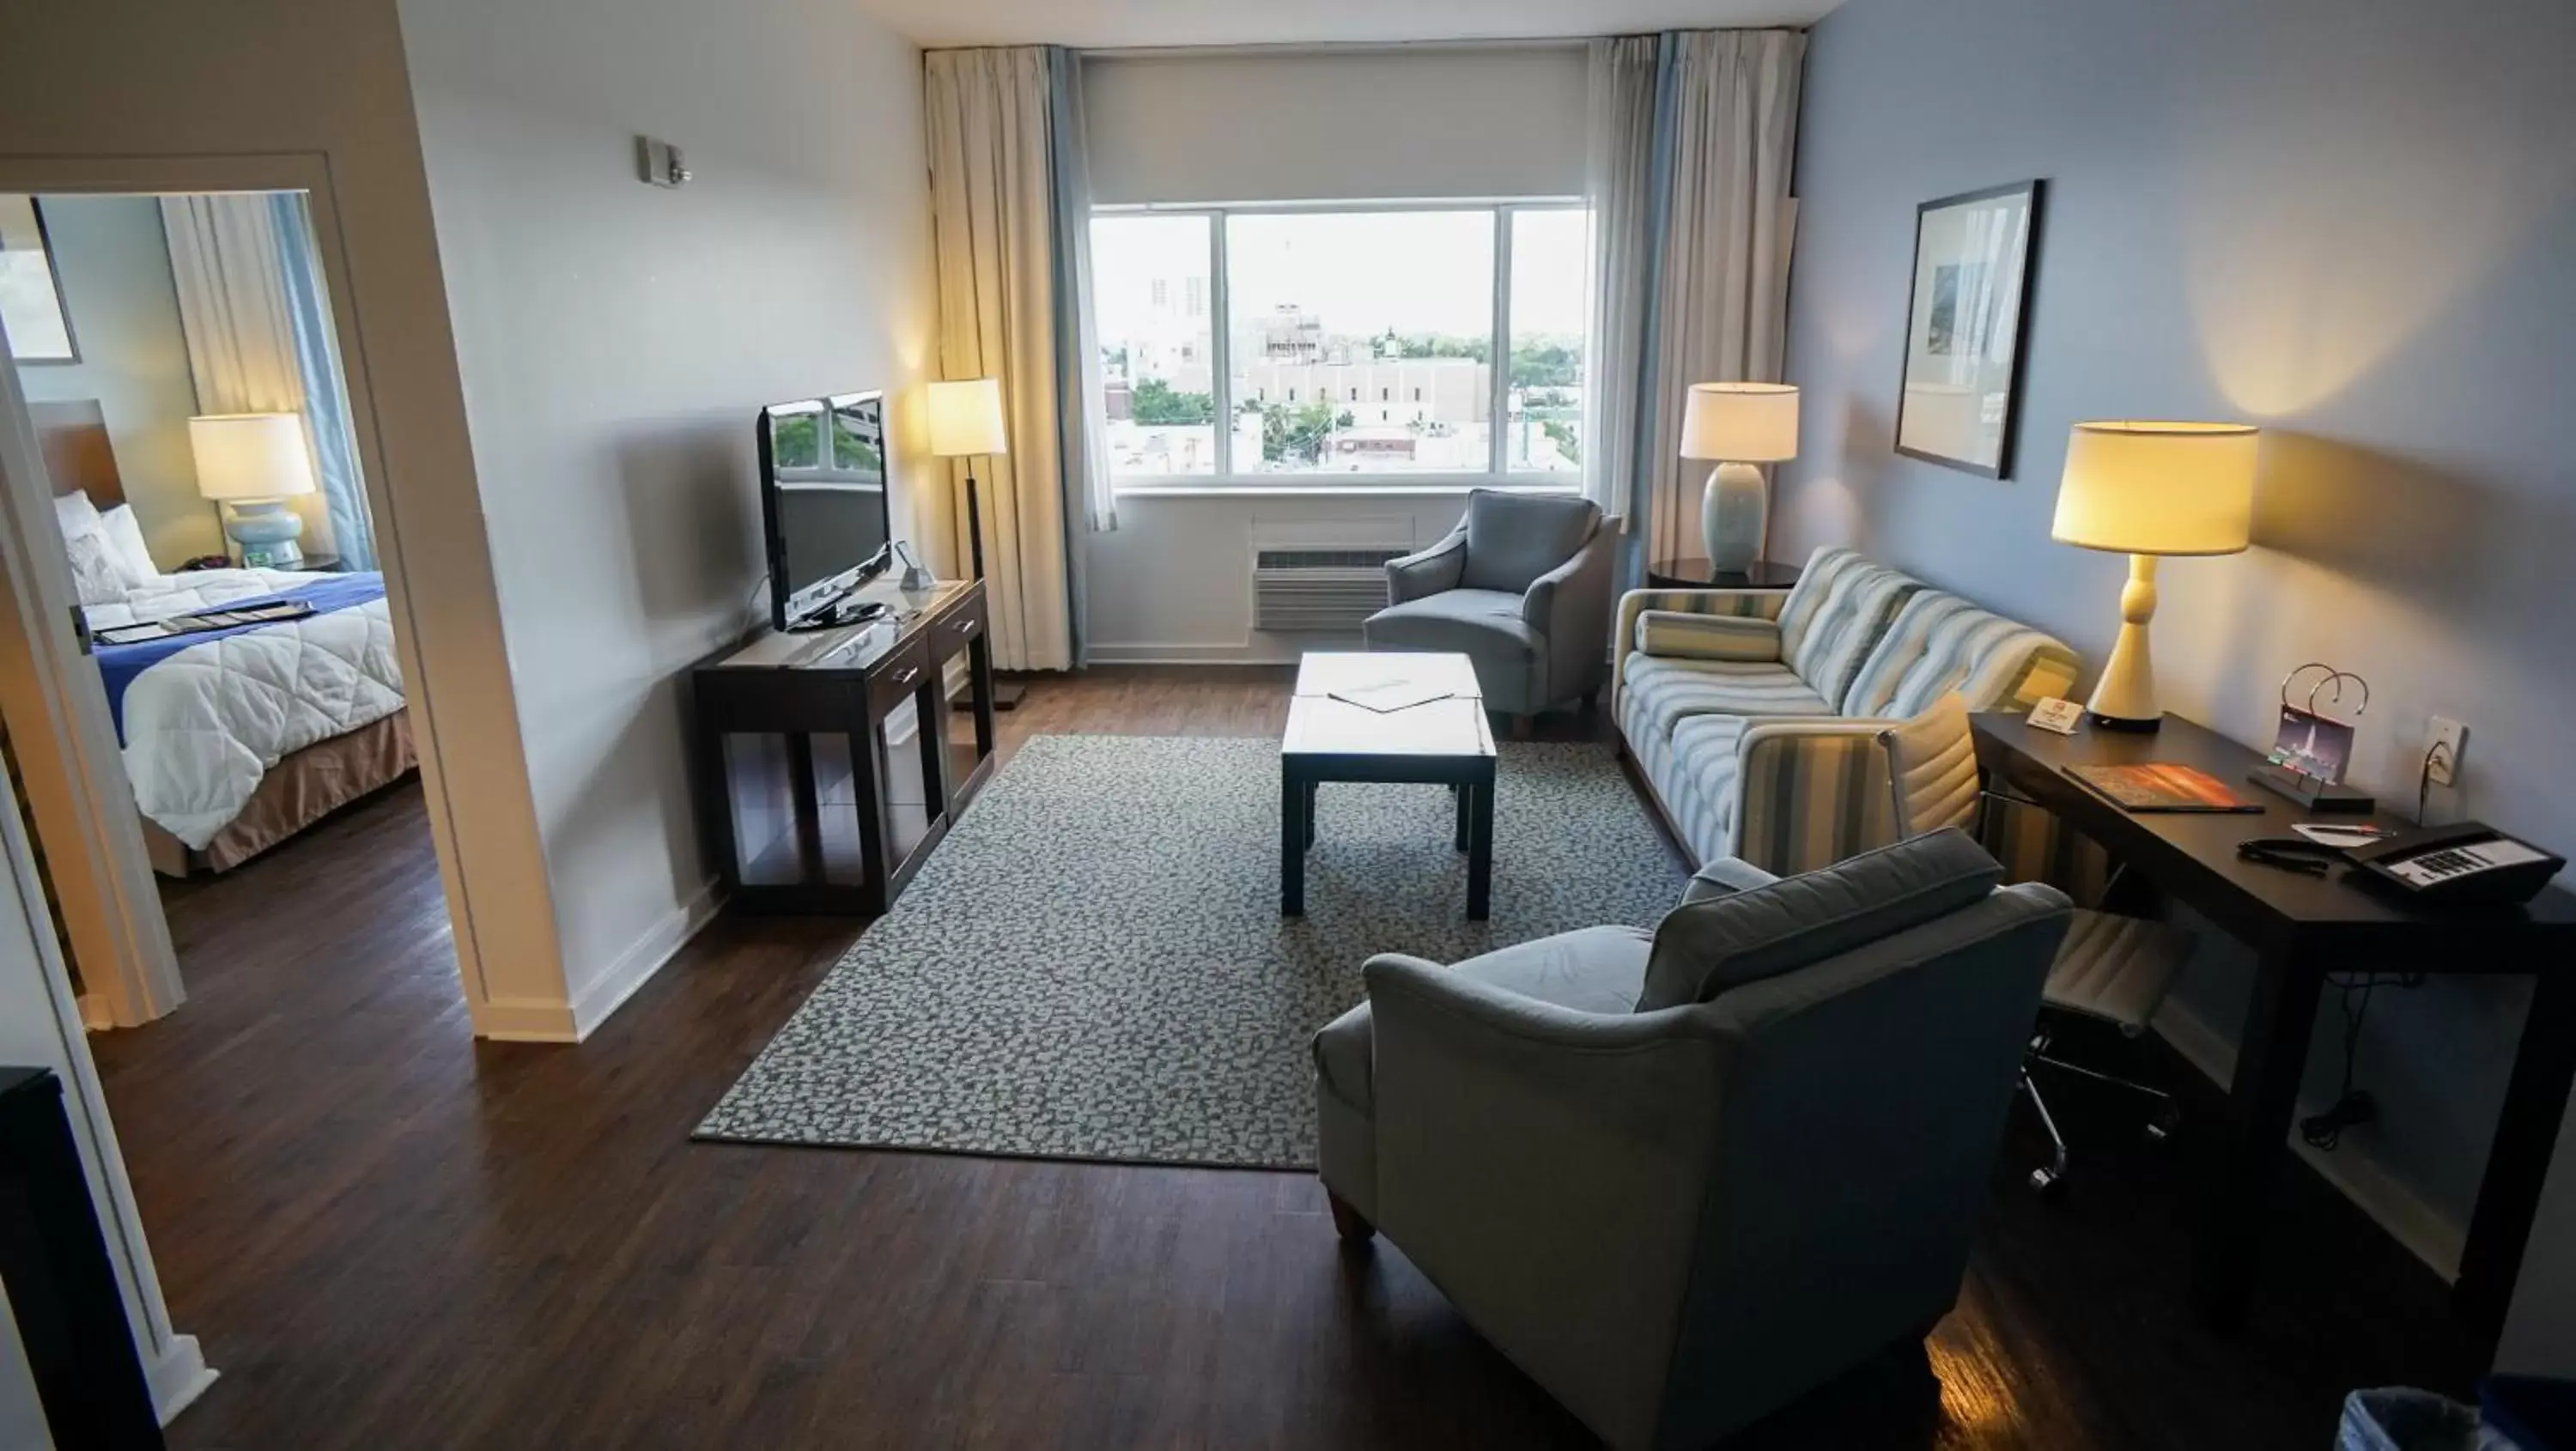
[1365, 588, 1539, 698]
[1458, 489, 1600, 595]
[1637, 610, 1783, 662]
[1773, 548, 1922, 711]
[1636, 829, 2004, 1011]
[1844, 589, 2082, 719]
[1622, 654, 1832, 738]
[1315, 926, 1653, 1115]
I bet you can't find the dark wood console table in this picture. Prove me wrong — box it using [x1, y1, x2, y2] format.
[1971, 711, 2576, 1351]
[693, 578, 994, 915]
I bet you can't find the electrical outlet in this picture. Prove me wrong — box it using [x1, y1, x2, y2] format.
[2427, 716, 2467, 787]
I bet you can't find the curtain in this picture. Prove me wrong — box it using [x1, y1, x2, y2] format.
[1636, 30, 1805, 563]
[1581, 36, 1663, 529]
[160, 195, 374, 568]
[925, 47, 1076, 673]
[1047, 46, 1111, 666]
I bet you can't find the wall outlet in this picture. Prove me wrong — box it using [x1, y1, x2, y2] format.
[2427, 716, 2467, 787]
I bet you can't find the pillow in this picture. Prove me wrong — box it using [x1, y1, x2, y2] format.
[1637, 610, 1782, 663]
[61, 531, 130, 609]
[52, 490, 105, 543]
[97, 506, 161, 590]
[1636, 828, 2004, 1011]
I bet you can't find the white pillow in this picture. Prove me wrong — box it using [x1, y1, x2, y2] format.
[52, 490, 105, 543]
[96, 506, 161, 588]
[62, 531, 129, 609]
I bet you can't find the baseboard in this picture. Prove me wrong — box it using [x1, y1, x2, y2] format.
[1091, 637, 1357, 665]
[149, 1332, 216, 1425]
[568, 877, 726, 1040]
[2154, 996, 2465, 1280]
[471, 996, 581, 1042]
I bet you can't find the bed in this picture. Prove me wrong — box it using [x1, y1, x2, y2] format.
[36, 400, 414, 876]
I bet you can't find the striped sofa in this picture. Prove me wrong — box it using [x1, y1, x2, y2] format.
[1614, 546, 2080, 876]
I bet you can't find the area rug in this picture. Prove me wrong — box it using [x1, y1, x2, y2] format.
[696, 734, 1686, 1169]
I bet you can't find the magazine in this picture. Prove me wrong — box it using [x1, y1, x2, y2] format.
[2063, 762, 2263, 814]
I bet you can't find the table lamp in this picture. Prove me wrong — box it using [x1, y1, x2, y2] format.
[191, 412, 318, 568]
[925, 376, 1021, 708]
[1679, 383, 1798, 574]
[2050, 420, 2259, 731]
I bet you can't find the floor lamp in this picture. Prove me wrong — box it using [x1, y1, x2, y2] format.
[926, 377, 1024, 710]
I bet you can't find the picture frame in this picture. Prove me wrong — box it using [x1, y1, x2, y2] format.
[0, 195, 79, 366]
[1894, 179, 2043, 478]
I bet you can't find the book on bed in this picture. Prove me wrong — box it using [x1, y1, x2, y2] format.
[94, 599, 316, 647]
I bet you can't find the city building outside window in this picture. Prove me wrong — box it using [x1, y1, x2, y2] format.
[1089, 203, 1589, 485]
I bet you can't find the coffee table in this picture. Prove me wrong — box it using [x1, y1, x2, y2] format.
[1281, 652, 1496, 920]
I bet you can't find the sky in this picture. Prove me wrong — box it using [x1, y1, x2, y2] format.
[1091, 207, 1589, 343]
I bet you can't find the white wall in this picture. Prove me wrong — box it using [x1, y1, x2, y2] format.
[1778, 0, 2576, 1354]
[397, 0, 939, 1029]
[13, 197, 221, 567]
[0, 0, 564, 1038]
[1087, 45, 1586, 206]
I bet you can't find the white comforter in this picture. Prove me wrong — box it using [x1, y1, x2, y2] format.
[97, 570, 406, 850]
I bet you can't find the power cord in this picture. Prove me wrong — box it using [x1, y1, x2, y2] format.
[2417, 738, 2456, 826]
[2301, 969, 2427, 1150]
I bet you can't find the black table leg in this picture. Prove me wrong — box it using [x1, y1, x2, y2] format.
[2190, 951, 2325, 1329]
[1454, 780, 1470, 851]
[2457, 965, 2576, 1349]
[1465, 774, 1493, 920]
[1303, 780, 1318, 853]
[1280, 768, 1305, 915]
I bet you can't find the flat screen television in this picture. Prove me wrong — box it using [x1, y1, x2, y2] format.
[758, 390, 890, 631]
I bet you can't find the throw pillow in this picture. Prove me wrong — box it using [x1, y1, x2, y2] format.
[63, 531, 131, 609]
[1637, 610, 1782, 663]
[98, 506, 161, 590]
[1635, 828, 2003, 1011]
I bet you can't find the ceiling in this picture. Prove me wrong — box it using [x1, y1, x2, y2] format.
[857, 0, 1844, 50]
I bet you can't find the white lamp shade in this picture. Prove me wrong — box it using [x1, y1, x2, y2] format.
[190, 413, 316, 502]
[925, 378, 1008, 458]
[2051, 421, 2259, 556]
[1679, 383, 1799, 463]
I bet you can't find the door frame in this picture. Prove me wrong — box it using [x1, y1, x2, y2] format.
[0, 152, 495, 1028]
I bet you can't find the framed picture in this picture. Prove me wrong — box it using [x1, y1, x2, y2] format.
[0, 196, 79, 365]
[1894, 179, 2043, 478]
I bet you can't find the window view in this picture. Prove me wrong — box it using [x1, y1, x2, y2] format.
[1093, 212, 1216, 476]
[1091, 204, 1588, 484]
[1506, 209, 1587, 474]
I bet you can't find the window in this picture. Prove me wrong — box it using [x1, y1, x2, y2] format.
[1092, 214, 1216, 476]
[1090, 203, 1589, 485]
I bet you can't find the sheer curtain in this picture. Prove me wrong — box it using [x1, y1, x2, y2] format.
[160, 194, 374, 568]
[925, 46, 1090, 672]
[1583, 30, 1805, 568]
[1047, 47, 1111, 665]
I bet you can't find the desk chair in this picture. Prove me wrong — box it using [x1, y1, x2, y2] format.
[1880, 693, 2195, 1193]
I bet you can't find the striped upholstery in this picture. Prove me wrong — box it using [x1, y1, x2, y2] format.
[1610, 586, 1790, 709]
[1728, 719, 1899, 876]
[1775, 548, 1923, 713]
[1659, 714, 1749, 863]
[1635, 610, 1781, 662]
[1843, 590, 2082, 718]
[1621, 655, 1832, 738]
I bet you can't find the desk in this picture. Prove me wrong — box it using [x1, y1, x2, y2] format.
[1972, 712, 2576, 1348]
[693, 579, 994, 914]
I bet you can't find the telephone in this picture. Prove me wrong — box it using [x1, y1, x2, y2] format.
[2344, 823, 2566, 906]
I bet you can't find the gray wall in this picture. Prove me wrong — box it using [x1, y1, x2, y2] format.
[15, 195, 222, 566]
[1777, 0, 2576, 1357]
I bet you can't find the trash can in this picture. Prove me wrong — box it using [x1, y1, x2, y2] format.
[2338, 1388, 2518, 1451]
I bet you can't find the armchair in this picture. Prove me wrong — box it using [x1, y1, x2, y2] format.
[1313, 831, 2073, 1451]
[1364, 489, 1614, 726]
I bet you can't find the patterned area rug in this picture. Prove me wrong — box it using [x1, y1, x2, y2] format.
[696, 734, 1686, 1169]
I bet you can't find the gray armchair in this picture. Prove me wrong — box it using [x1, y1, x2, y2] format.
[1364, 489, 1614, 724]
[1312, 831, 2073, 1451]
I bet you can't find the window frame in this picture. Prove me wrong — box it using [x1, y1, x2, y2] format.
[1091, 197, 1585, 495]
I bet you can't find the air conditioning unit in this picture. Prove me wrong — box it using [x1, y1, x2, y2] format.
[1251, 546, 1410, 633]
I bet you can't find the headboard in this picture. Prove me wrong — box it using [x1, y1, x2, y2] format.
[28, 400, 125, 512]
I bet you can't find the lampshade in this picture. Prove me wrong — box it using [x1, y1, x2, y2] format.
[925, 378, 1007, 458]
[1679, 383, 1799, 463]
[190, 413, 317, 502]
[2050, 421, 2259, 556]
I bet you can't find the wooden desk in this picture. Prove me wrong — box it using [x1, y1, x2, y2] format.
[1971, 712, 2576, 1348]
[693, 579, 994, 914]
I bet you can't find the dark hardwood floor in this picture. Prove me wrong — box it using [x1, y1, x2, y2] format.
[91, 667, 2479, 1450]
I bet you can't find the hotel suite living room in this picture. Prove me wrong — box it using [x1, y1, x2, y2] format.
[4, 0, 2576, 1448]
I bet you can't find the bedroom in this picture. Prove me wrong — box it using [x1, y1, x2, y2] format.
[6, 188, 420, 1025]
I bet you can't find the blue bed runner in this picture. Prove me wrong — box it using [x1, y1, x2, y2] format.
[96, 572, 386, 745]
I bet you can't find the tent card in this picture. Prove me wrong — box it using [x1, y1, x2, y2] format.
[2026, 697, 2084, 735]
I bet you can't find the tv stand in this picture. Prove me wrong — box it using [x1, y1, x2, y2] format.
[691, 577, 993, 914]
